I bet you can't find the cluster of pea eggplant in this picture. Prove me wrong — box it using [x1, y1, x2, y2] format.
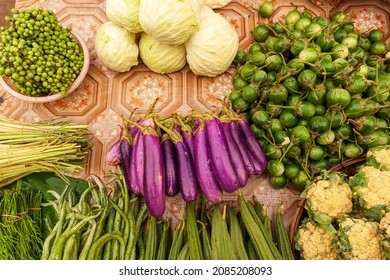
[106, 102, 268, 217]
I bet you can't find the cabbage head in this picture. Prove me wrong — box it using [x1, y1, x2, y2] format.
[95, 22, 139, 72]
[139, 0, 199, 45]
[106, 0, 143, 33]
[139, 33, 186, 74]
[185, 6, 239, 77]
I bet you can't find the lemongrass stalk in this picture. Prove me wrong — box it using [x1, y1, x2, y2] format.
[0, 123, 89, 133]
[0, 144, 83, 157]
[0, 150, 83, 165]
[0, 159, 87, 185]
[0, 143, 82, 154]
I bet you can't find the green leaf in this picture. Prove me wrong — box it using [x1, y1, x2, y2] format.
[311, 210, 337, 233]
[349, 170, 368, 188]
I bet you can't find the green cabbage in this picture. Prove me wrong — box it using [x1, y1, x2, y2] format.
[106, 0, 143, 33]
[139, 0, 199, 45]
[201, 0, 231, 9]
[185, 6, 239, 77]
[139, 33, 186, 74]
[95, 22, 139, 72]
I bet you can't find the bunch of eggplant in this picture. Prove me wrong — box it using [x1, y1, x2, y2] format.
[106, 100, 268, 217]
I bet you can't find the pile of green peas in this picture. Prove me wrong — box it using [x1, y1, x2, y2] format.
[0, 7, 84, 97]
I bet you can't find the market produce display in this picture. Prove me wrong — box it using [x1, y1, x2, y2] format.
[294, 145, 390, 260]
[0, 7, 85, 97]
[230, 9, 390, 191]
[1, 0, 390, 262]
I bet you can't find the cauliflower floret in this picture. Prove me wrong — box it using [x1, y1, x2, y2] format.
[380, 212, 390, 238]
[295, 219, 339, 260]
[366, 145, 390, 171]
[303, 172, 353, 228]
[379, 212, 390, 259]
[337, 217, 385, 260]
[350, 166, 390, 221]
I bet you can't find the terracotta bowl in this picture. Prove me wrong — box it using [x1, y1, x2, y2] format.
[0, 31, 90, 103]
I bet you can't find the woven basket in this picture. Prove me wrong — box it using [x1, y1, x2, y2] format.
[288, 156, 367, 259]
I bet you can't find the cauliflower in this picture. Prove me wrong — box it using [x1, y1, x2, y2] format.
[302, 171, 353, 231]
[350, 165, 390, 221]
[295, 219, 339, 260]
[337, 217, 385, 260]
[379, 212, 390, 259]
[380, 212, 390, 238]
[366, 145, 390, 171]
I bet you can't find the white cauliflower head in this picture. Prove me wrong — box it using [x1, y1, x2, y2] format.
[379, 212, 390, 259]
[303, 171, 353, 231]
[366, 145, 390, 171]
[295, 219, 339, 260]
[380, 212, 390, 238]
[350, 166, 390, 221]
[337, 217, 385, 260]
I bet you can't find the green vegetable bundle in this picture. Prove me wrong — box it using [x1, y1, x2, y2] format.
[159, 194, 294, 260]
[0, 186, 43, 260]
[138, 194, 294, 261]
[230, 9, 390, 191]
[0, 116, 91, 188]
[41, 171, 140, 260]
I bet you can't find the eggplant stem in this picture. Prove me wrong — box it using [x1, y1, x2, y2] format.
[154, 119, 183, 144]
[145, 98, 159, 118]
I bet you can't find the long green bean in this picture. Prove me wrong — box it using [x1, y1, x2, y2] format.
[78, 220, 97, 260]
[87, 232, 125, 260]
[48, 212, 101, 260]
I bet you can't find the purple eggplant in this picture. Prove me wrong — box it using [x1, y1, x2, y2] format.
[174, 125, 194, 162]
[120, 136, 132, 192]
[161, 133, 179, 197]
[129, 131, 145, 195]
[157, 121, 199, 202]
[205, 117, 240, 193]
[229, 121, 256, 176]
[142, 117, 157, 130]
[192, 117, 202, 134]
[106, 127, 124, 166]
[237, 119, 268, 173]
[129, 117, 157, 138]
[106, 139, 122, 166]
[143, 130, 166, 218]
[129, 125, 139, 139]
[221, 121, 248, 188]
[175, 139, 199, 201]
[193, 121, 223, 203]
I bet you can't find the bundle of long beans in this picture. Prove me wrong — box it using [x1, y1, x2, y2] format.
[0, 116, 91, 188]
[0, 186, 43, 260]
[41, 170, 141, 260]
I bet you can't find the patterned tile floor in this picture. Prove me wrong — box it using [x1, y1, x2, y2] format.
[0, 0, 15, 26]
[1, 0, 389, 225]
